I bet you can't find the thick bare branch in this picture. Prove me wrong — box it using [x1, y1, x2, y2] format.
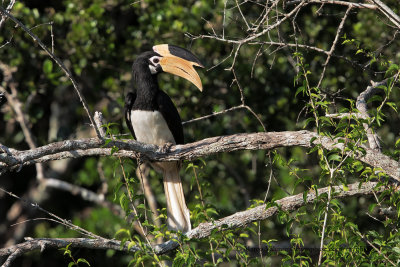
[1, 131, 399, 181]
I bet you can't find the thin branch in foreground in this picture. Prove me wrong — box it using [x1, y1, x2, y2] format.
[0, 187, 103, 240]
[182, 105, 245, 125]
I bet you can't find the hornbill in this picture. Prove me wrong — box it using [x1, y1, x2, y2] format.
[124, 44, 203, 233]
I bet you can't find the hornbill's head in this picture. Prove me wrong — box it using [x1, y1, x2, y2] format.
[133, 44, 204, 91]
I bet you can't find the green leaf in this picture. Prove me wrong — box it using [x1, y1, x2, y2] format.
[119, 193, 129, 212]
[127, 241, 136, 251]
[395, 138, 400, 147]
[77, 258, 91, 266]
[303, 190, 309, 203]
[355, 49, 364, 55]
[393, 247, 400, 255]
[369, 203, 377, 213]
[295, 85, 305, 98]
[114, 228, 131, 240]
[386, 63, 399, 76]
[240, 233, 249, 238]
[43, 59, 53, 74]
[342, 183, 349, 191]
[328, 153, 341, 162]
[386, 102, 398, 112]
[136, 203, 146, 210]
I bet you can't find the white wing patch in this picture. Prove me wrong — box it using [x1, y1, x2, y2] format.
[130, 110, 176, 146]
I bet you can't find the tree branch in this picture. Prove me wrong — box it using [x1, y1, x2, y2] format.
[1, 131, 399, 180]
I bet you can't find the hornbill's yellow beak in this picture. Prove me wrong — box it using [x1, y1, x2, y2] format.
[153, 44, 204, 91]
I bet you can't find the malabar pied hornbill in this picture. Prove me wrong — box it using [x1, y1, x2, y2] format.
[125, 44, 203, 233]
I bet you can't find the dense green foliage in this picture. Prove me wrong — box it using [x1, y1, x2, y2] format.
[1, 0, 400, 266]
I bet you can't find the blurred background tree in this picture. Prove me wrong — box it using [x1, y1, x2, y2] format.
[1, 0, 400, 266]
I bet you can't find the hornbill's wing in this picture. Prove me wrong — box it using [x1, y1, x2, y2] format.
[124, 92, 137, 140]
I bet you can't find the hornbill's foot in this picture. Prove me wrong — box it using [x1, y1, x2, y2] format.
[135, 152, 146, 165]
[160, 142, 174, 153]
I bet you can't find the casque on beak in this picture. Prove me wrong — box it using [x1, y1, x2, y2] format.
[153, 44, 204, 91]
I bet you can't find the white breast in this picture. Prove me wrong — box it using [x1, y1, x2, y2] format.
[130, 110, 176, 146]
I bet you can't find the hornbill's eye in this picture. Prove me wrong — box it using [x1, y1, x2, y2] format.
[149, 56, 160, 66]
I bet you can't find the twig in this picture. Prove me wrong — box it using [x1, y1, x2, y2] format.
[136, 164, 161, 229]
[232, 68, 267, 131]
[317, 5, 352, 89]
[355, 232, 396, 266]
[235, 0, 250, 31]
[182, 105, 245, 125]
[0, 187, 103, 240]
[317, 182, 332, 265]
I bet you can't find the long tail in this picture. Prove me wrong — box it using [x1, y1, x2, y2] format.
[163, 166, 191, 233]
